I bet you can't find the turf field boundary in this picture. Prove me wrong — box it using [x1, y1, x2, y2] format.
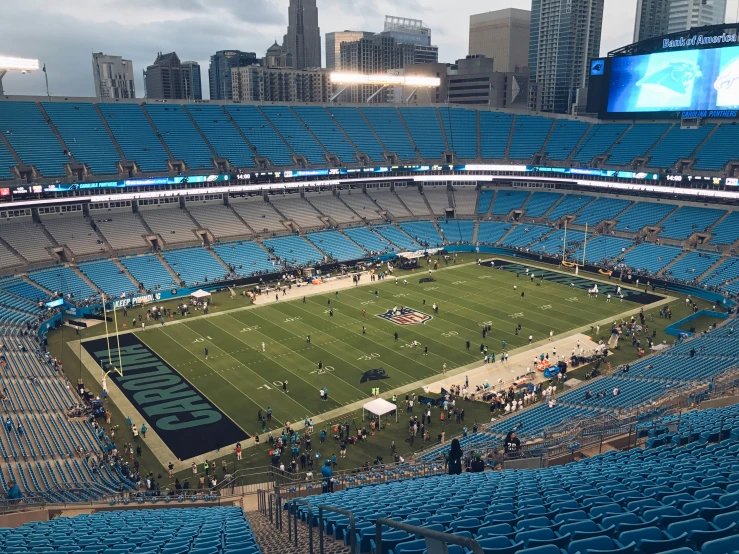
[67, 256, 675, 466]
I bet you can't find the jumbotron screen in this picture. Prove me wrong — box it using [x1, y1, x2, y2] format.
[593, 31, 739, 119]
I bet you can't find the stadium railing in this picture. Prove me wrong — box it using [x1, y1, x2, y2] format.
[0, 495, 45, 514]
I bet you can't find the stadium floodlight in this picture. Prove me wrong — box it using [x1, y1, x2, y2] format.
[330, 72, 440, 87]
[330, 72, 440, 103]
[0, 56, 40, 72]
[0, 56, 40, 95]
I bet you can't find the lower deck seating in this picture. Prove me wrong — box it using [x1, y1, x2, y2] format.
[399, 221, 444, 248]
[621, 243, 684, 274]
[214, 241, 276, 277]
[343, 227, 398, 254]
[78, 260, 137, 298]
[306, 231, 366, 262]
[262, 235, 323, 266]
[162, 248, 228, 286]
[119, 255, 174, 291]
[0, 506, 260, 554]
[438, 220, 475, 244]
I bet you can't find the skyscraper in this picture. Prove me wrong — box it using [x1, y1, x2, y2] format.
[208, 50, 258, 100]
[284, 0, 322, 70]
[92, 53, 135, 99]
[325, 31, 374, 71]
[181, 61, 203, 100]
[667, 0, 726, 34]
[469, 9, 530, 73]
[380, 16, 438, 65]
[144, 52, 201, 100]
[528, 0, 604, 114]
[633, 0, 670, 42]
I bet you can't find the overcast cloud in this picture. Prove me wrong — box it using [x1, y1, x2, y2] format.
[1, 0, 737, 98]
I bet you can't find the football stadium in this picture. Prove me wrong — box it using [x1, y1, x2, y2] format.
[0, 7, 739, 554]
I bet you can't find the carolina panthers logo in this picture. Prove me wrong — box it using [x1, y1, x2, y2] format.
[360, 368, 389, 383]
[377, 307, 432, 326]
[636, 61, 702, 94]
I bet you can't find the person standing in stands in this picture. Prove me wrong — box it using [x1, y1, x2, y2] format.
[504, 431, 521, 457]
[447, 438, 463, 475]
[470, 452, 485, 473]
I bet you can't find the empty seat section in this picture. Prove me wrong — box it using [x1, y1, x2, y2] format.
[660, 206, 725, 239]
[230, 197, 286, 233]
[368, 190, 412, 218]
[399, 107, 446, 160]
[307, 231, 366, 261]
[0, 241, 23, 271]
[647, 124, 715, 168]
[438, 220, 474, 243]
[573, 198, 631, 226]
[29, 266, 97, 300]
[478, 190, 494, 214]
[544, 120, 589, 160]
[305, 191, 359, 224]
[78, 260, 136, 297]
[119, 255, 174, 291]
[0, 102, 69, 177]
[500, 224, 553, 248]
[188, 204, 250, 238]
[41, 102, 121, 174]
[546, 195, 594, 221]
[328, 107, 385, 162]
[396, 188, 431, 216]
[399, 221, 444, 247]
[343, 227, 397, 254]
[614, 202, 676, 232]
[185, 104, 255, 168]
[262, 235, 323, 266]
[225, 105, 293, 166]
[0, 139, 15, 180]
[572, 123, 629, 164]
[41, 213, 104, 256]
[439, 108, 478, 158]
[702, 257, 739, 288]
[97, 104, 170, 172]
[423, 187, 450, 215]
[0, 278, 48, 302]
[606, 123, 671, 166]
[710, 211, 739, 245]
[0, 221, 55, 263]
[213, 241, 276, 276]
[270, 196, 323, 229]
[524, 192, 562, 217]
[162, 248, 227, 285]
[621, 243, 683, 273]
[452, 187, 478, 215]
[477, 221, 512, 244]
[492, 190, 529, 215]
[138, 205, 197, 245]
[374, 225, 420, 250]
[361, 107, 416, 160]
[340, 191, 384, 221]
[530, 228, 585, 256]
[666, 251, 721, 283]
[570, 235, 633, 264]
[145, 104, 213, 170]
[93, 212, 150, 250]
[508, 116, 554, 159]
[694, 123, 739, 170]
[293, 106, 358, 163]
[480, 112, 513, 159]
[260, 106, 326, 164]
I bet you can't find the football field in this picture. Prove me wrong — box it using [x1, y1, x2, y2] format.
[86, 259, 658, 454]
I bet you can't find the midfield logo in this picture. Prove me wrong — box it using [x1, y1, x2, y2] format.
[377, 307, 432, 326]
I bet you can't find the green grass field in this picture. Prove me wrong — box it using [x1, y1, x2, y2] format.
[110, 260, 645, 438]
[47, 256, 719, 482]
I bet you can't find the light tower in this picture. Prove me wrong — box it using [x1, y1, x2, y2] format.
[0, 56, 40, 95]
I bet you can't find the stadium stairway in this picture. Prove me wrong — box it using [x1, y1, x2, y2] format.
[248, 511, 349, 554]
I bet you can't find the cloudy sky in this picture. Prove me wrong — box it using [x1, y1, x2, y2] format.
[1, 0, 737, 98]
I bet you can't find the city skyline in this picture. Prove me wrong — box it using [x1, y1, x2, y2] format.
[0, 0, 737, 98]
